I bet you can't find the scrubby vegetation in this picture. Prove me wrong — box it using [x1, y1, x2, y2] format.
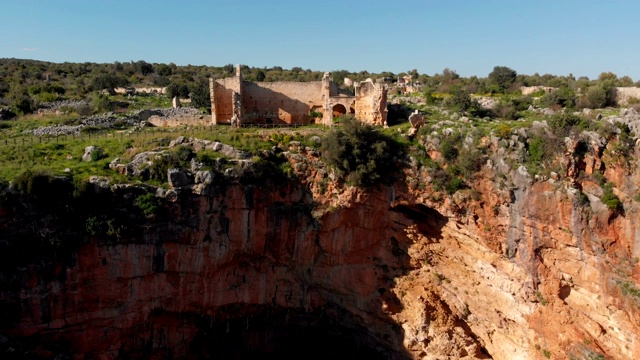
[322, 117, 404, 187]
[1, 58, 639, 207]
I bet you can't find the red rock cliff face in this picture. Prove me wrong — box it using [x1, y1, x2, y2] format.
[1, 179, 470, 359]
[1, 141, 640, 359]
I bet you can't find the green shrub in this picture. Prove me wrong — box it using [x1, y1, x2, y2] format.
[511, 95, 534, 111]
[601, 182, 623, 211]
[582, 85, 608, 109]
[458, 149, 483, 178]
[540, 86, 576, 108]
[547, 112, 588, 133]
[85, 215, 122, 241]
[309, 110, 323, 118]
[175, 145, 195, 162]
[440, 133, 462, 162]
[493, 102, 518, 120]
[13, 169, 52, 196]
[150, 153, 182, 182]
[575, 191, 590, 207]
[430, 168, 466, 195]
[526, 134, 565, 173]
[592, 170, 606, 186]
[196, 150, 227, 169]
[135, 192, 162, 217]
[90, 148, 105, 162]
[239, 152, 292, 185]
[445, 177, 466, 194]
[90, 92, 114, 113]
[528, 136, 545, 164]
[444, 88, 472, 112]
[322, 117, 403, 187]
[613, 122, 634, 159]
[495, 124, 512, 138]
[72, 176, 89, 198]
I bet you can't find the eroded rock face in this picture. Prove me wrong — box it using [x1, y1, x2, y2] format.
[0, 179, 448, 359]
[1, 139, 640, 360]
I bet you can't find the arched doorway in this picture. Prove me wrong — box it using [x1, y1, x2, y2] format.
[332, 104, 347, 117]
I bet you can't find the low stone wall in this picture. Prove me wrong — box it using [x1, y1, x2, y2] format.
[114, 86, 167, 95]
[147, 115, 209, 127]
[520, 86, 555, 95]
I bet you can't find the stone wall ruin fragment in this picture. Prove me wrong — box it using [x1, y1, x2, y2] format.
[209, 65, 387, 126]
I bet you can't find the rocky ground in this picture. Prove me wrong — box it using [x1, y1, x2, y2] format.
[23, 107, 206, 137]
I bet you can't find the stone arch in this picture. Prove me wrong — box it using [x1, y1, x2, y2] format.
[332, 104, 347, 117]
[349, 102, 356, 114]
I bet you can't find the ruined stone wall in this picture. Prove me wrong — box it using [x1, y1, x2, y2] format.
[210, 66, 387, 126]
[355, 80, 388, 126]
[241, 81, 324, 124]
[212, 77, 241, 124]
[147, 115, 209, 127]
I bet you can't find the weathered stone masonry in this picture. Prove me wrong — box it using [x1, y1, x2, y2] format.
[210, 65, 387, 126]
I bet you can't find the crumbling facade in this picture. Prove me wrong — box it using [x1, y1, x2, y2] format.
[209, 65, 387, 126]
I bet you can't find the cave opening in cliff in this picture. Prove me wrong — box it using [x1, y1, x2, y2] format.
[139, 306, 398, 360]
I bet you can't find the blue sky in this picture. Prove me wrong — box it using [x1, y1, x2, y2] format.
[1, 0, 638, 80]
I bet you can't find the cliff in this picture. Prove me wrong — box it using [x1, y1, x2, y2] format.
[1, 129, 639, 359]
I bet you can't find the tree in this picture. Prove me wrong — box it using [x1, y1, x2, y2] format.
[0, 79, 10, 97]
[541, 86, 576, 108]
[444, 87, 472, 112]
[488, 66, 517, 92]
[253, 69, 266, 81]
[585, 86, 607, 109]
[598, 71, 618, 82]
[132, 60, 154, 76]
[190, 80, 211, 110]
[155, 63, 173, 77]
[90, 73, 129, 95]
[8, 90, 34, 114]
[166, 83, 189, 99]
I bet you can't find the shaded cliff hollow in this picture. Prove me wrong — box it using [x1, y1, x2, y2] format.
[0, 167, 470, 359]
[1, 119, 640, 359]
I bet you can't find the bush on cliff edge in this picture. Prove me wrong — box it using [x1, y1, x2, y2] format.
[322, 117, 404, 187]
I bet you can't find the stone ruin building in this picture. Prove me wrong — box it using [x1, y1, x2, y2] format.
[209, 65, 387, 127]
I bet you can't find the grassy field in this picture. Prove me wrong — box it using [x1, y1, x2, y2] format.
[0, 122, 327, 183]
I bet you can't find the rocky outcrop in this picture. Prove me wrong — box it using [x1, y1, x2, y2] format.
[81, 146, 102, 162]
[0, 107, 16, 120]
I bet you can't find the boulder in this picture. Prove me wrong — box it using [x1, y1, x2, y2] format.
[125, 151, 164, 177]
[194, 170, 214, 185]
[82, 146, 103, 162]
[310, 136, 322, 146]
[0, 107, 16, 120]
[109, 158, 121, 170]
[169, 136, 187, 147]
[89, 176, 110, 192]
[408, 110, 425, 129]
[168, 168, 190, 188]
[208, 141, 250, 159]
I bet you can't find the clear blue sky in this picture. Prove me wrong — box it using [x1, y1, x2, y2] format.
[1, 0, 638, 80]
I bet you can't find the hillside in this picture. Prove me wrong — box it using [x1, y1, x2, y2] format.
[1, 60, 640, 359]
